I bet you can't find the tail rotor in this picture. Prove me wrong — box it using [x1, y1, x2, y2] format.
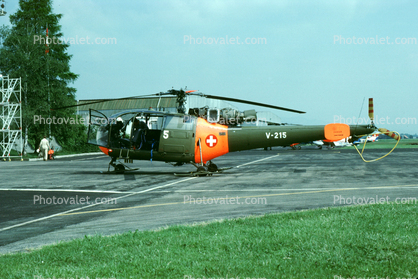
[353, 98, 400, 162]
[378, 128, 401, 141]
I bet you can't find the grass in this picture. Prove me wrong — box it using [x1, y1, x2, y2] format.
[339, 138, 418, 150]
[0, 203, 417, 279]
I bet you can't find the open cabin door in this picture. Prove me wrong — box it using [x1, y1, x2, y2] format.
[87, 109, 110, 148]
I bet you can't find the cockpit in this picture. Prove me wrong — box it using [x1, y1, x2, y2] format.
[87, 109, 196, 152]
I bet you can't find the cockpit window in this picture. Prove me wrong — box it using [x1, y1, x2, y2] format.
[164, 115, 195, 130]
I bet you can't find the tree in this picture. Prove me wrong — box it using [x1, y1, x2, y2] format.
[0, 0, 91, 152]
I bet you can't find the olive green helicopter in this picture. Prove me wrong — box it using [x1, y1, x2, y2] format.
[58, 90, 399, 175]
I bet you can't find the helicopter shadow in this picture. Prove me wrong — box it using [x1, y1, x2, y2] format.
[70, 170, 191, 176]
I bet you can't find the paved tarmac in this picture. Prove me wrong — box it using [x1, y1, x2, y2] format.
[0, 147, 417, 254]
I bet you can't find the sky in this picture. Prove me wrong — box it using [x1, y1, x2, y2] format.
[1, 0, 418, 133]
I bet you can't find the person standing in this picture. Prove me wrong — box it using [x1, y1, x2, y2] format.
[39, 136, 50, 161]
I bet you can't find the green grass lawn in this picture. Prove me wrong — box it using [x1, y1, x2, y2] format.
[1, 203, 417, 279]
[345, 138, 418, 149]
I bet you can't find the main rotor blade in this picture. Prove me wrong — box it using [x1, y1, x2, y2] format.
[52, 89, 306, 114]
[51, 93, 161, 110]
[201, 94, 306, 114]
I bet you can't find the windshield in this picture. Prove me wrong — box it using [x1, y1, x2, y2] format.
[87, 110, 109, 147]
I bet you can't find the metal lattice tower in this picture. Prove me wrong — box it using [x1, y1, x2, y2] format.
[0, 0, 6, 16]
[0, 75, 23, 160]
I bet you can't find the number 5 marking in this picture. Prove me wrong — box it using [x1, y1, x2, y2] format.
[163, 130, 169, 139]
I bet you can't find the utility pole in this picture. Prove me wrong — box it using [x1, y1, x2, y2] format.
[46, 24, 51, 139]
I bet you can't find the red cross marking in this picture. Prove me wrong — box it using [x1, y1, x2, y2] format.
[205, 134, 218, 148]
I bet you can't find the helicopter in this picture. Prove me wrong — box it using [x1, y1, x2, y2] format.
[65, 90, 399, 175]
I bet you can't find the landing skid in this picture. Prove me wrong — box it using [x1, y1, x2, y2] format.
[174, 171, 214, 177]
[104, 158, 232, 176]
[174, 161, 232, 177]
[105, 157, 137, 174]
[174, 167, 232, 177]
[100, 168, 139, 174]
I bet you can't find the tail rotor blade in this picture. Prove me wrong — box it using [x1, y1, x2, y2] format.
[378, 128, 400, 141]
[368, 98, 374, 122]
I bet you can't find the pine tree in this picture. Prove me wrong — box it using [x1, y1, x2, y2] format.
[0, 0, 90, 152]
